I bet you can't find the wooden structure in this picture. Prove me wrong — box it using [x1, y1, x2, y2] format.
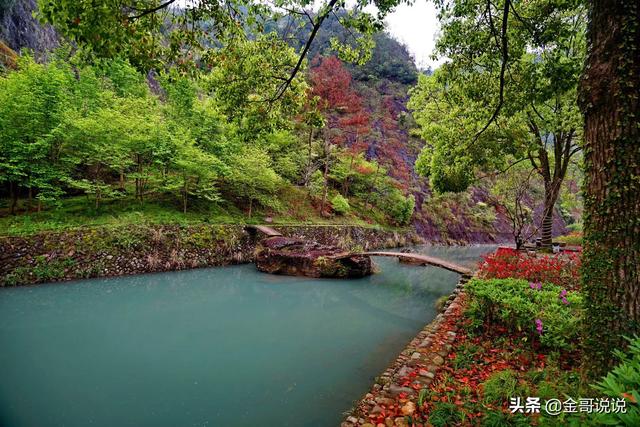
[245, 225, 283, 237]
[361, 251, 472, 275]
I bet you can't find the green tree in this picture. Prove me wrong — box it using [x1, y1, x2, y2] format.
[225, 147, 283, 217]
[410, 0, 585, 245]
[0, 55, 72, 212]
[164, 137, 223, 214]
[488, 162, 544, 249]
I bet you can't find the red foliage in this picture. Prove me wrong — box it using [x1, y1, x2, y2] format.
[309, 56, 363, 116]
[309, 56, 371, 151]
[478, 251, 582, 290]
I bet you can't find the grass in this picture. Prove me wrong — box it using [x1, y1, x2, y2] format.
[555, 231, 583, 246]
[0, 186, 404, 236]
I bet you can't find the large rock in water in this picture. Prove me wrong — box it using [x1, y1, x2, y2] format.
[255, 236, 374, 278]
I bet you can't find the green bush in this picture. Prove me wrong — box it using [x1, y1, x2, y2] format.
[330, 194, 350, 215]
[428, 402, 465, 426]
[481, 410, 531, 427]
[465, 278, 582, 351]
[482, 370, 519, 405]
[385, 193, 415, 225]
[591, 336, 640, 426]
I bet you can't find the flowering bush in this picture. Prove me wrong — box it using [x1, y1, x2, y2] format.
[478, 250, 581, 290]
[465, 278, 582, 351]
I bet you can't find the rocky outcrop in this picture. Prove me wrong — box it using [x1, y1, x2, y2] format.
[255, 236, 374, 278]
[0, 0, 58, 56]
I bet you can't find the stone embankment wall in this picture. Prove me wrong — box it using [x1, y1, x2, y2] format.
[0, 224, 422, 286]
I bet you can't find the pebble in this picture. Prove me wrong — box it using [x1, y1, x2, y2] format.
[397, 366, 412, 377]
[418, 369, 434, 379]
[346, 416, 358, 424]
[410, 352, 422, 360]
[389, 384, 414, 396]
[394, 416, 409, 427]
[433, 355, 445, 365]
[370, 405, 384, 414]
[401, 401, 416, 416]
[375, 397, 395, 406]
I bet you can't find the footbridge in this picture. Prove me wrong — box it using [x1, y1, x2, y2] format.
[245, 225, 283, 237]
[361, 251, 472, 275]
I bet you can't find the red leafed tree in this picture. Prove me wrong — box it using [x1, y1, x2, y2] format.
[309, 55, 373, 208]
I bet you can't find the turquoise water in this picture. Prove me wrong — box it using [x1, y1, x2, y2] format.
[0, 245, 495, 427]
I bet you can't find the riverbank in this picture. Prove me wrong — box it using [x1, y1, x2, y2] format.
[0, 224, 423, 286]
[342, 273, 471, 427]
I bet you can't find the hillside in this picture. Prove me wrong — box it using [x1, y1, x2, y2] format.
[0, 1, 574, 243]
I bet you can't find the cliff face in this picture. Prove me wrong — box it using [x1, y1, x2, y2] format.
[0, 0, 58, 55]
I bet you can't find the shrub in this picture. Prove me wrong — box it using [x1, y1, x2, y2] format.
[591, 336, 640, 426]
[428, 402, 465, 426]
[555, 231, 583, 246]
[465, 278, 582, 351]
[330, 194, 350, 215]
[482, 369, 519, 404]
[478, 251, 581, 290]
[481, 410, 531, 426]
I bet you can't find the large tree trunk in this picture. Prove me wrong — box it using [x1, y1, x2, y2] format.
[579, 0, 640, 376]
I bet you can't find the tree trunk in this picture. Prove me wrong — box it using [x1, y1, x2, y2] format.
[9, 181, 18, 215]
[365, 163, 380, 209]
[183, 179, 188, 214]
[320, 158, 329, 216]
[119, 170, 125, 190]
[343, 153, 355, 196]
[305, 127, 314, 188]
[27, 184, 32, 212]
[579, 0, 640, 376]
[540, 181, 555, 247]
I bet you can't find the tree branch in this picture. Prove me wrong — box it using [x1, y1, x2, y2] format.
[472, 0, 511, 143]
[270, 0, 339, 103]
[129, 0, 178, 20]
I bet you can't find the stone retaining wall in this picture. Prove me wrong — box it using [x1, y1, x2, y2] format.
[342, 273, 472, 427]
[0, 224, 421, 286]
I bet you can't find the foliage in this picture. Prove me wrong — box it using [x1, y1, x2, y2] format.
[591, 336, 640, 426]
[409, 0, 585, 246]
[489, 162, 544, 248]
[481, 410, 531, 426]
[465, 278, 582, 351]
[478, 249, 582, 290]
[330, 194, 350, 215]
[0, 55, 72, 208]
[384, 192, 415, 226]
[555, 231, 583, 246]
[428, 402, 465, 426]
[482, 369, 519, 405]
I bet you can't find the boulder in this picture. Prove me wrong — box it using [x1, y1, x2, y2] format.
[255, 236, 374, 278]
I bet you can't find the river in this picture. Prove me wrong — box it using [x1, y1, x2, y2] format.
[0, 245, 495, 427]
